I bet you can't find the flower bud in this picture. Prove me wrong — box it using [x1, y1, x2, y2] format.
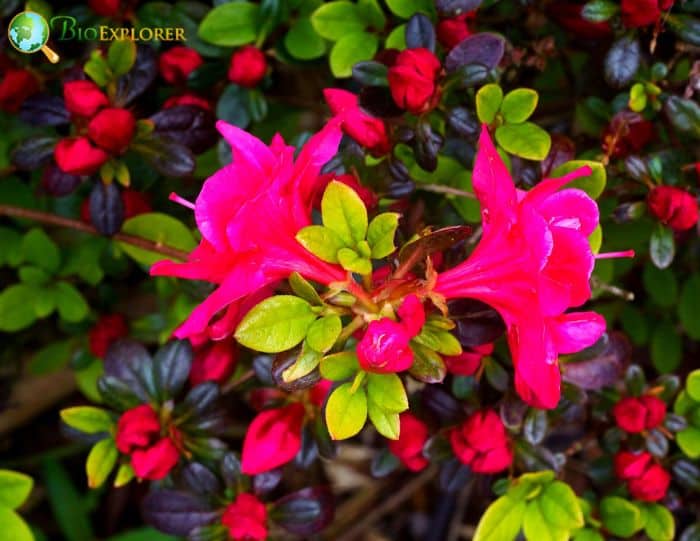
[621, 0, 674, 28]
[164, 92, 212, 111]
[89, 313, 128, 358]
[190, 340, 237, 385]
[228, 46, 267, 88]
[63, 80, 109, 118]
[436, 13, 474, 50]
[613, 395, 667, 433]
[388, 48, 442, 114]
[449, 410, 512, 473]
[0, 68, 39, 112]
[88, 107, 136, 154]
[222, 493, 268, 541]
[387, 413, 429, 471]
[614, 450, 670, 502]
[159, 46, 203, 85]
[54, 137, 108, 175]
[89, 0, 121, 17]
[357, 319, 414, 374]
[648, 185, 699, 232]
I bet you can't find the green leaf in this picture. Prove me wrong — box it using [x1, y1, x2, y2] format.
[358, 0, 386, 29]
[687, 370, 700, 401]
[329, 31, 379, 78]
[107, 39, 136, 77]
[367, 213, 399, 259]
[322, 180, 368, 245]
[0, 470, 33, 509]
[629, 83, 647, 112]
[643, 263, 678, 308]
[572, 528, 605, 541]
[600, 496, 644, 538]
[296, 225, 345, 263]
[367, 397, 400, 439]
[367, 373, 409, 412]
[581, 0, 619, 22]
[677, 426, 700, 459]
[104, 528, 177, 541]
[289, 272, 324, 306]
[337, 248, 372, 275]
[43, 459, 94, 541]
[84, 51, 110, 86]
[18, 265, 50, 286]
[86, 439, 118, 489]
[679, 274, 700, 340]
[539, 481, 584, 530]
[0, 284, 38, 332]
[385, 24, 407, 49]
[53, 282, 88, 323]
[495, 122, 551, 161]
[523, 501, 568, 541]
[198, 2, 260, 46]
[412, 328, 462, 355]
[409, 342, 446, 383]
[0, 507, 33, 541]
[476, 84, 504, 124]
[325, 382, 368, 440]
[285, 17, 326, 60]
[306, 315, 342, 353]
[643, 503, 675, 541]
[113, 464, 135, 488]
[501, 88, 539, 124]
[235, 295, 317, 353]
[550, 160, 607, 200]
[118, 213, 196, 266]
[0, 227, 22, 267]
[282, 344, 322, 382]
[473, 495, 526, 541]
[650, 320, 682, 373]
[385, 0, 433, 18]
[650, 224, 675, 269]
[22, 228, 59, 273]
[60, 406, 114, 434]
[311, 1, 366, 40]
[28, 340, 73, 375]
[320, 351, 359, 381]
[75, 358, 104, 404]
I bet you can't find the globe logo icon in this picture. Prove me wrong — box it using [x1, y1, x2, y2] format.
[8, 11, 59, 63]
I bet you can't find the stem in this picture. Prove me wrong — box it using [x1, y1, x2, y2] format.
[416, 184, 476, 199]
[346, 280, 379, 313]
[337, 315, 365, 348]
[0, 204, 189, 261]
[349, 371, 366, 394]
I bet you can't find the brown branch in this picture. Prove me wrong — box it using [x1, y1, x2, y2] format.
[417, 184, 477, 199]
[0, 204, 189, 261]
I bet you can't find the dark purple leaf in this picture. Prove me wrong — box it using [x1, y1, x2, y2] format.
[89, 182, 124, 236]
[500, 394, 528, 430]
[388, 159, 412, 183]
[445, 33, 505, 72]
[97, 376, 143, 411]
[604, 37, 640, 88]
[439, 459, 472, 493]
[272, 348, 320, 392]
[414, 118, 442, 172]
[541, 134, 575, 177]
[294, 426, 319, 469]
[12, 136, 57, 170]
[370, 448, 400, 478]
[270, 487, 335, 536]
[183, 383, 220, 415]
[421, 386, 461, 423]
[220, 452, 243, 489]
[41, 165, 81, 196]
[253, 469, 283, 496]
[406, 13, 436, 51]
[523, 409, 548, 445]
[20, 94, 70, 126]
[352, 61, 389, 87]
[400, 226, 473, 267]
[562, 333, 630, 391]
[150, 105, 218, 154]
[142, 490, 218, 536]
[138, 135, 196, 178]
[153, 339, 193, 399]
[448, 298, 505, 347]
[116, 45, 157, 105]
[180, 463, 221, 497]
[102, 339, 154, 401]
[388, 179, 416, 198]
[436, 0, 483, 17]
[447, 107, 479, 138]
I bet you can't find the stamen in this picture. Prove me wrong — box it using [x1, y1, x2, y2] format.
[169, 192, 195, 210]
[596, 249, 635, 260]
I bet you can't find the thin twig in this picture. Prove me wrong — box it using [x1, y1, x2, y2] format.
[416, 184, 477, 199]
[0, 204, 189, 261]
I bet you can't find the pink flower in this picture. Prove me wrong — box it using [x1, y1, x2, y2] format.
[436, 125, 613, 409]
[241, 403, 305, 475]
[151, 121, 346, 339]
[357, 295, 425, 374]
[614, 450, 671, 502]
[445, 343, 493, 376]
[449, 410, 512, 473]
[189, 340, 237, 385]
[388, 48, 442, 114]
[324, 89, 391, 157]
[222, 493, 268, 541]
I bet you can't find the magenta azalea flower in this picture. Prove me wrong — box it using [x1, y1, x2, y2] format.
[436, 125, 615, 409]
[152, 120, 346, 339]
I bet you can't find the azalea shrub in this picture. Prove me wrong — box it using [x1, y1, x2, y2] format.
[1, 0, 700, 540]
